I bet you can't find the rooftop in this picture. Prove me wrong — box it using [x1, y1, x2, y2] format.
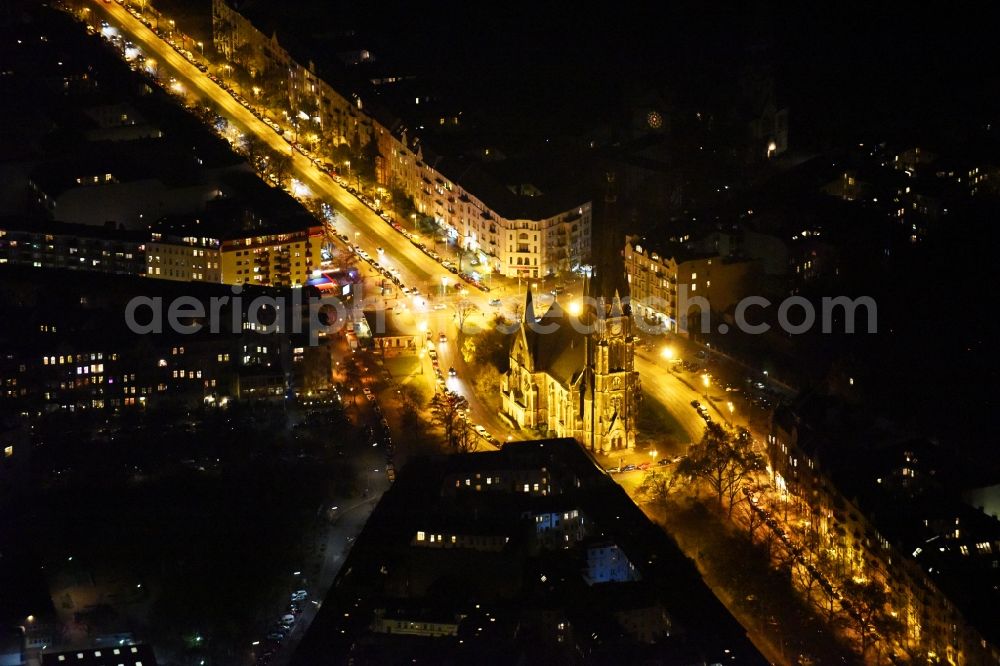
[291, 438, 765, 664]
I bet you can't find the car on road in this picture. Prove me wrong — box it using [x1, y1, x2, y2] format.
[638, 462, 651, 470]
[606, 466, 621, 474]
[474, 425, 489, 438]
[291, 590, 308, 602]
[433, 302, 447, 310]
[657, 458, 671, 466]
[438, 332, 447, 343]
[621, 464, 637, 472]
[448, 366, 457, 377]
[488, 298, 502, 307]
[690, 400, 701, 409]
[280, 614, 295, 628]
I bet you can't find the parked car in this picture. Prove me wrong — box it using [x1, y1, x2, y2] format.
[448, 366, 457, 377]
[621, 464, 637, 472]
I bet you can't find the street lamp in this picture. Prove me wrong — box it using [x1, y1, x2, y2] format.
[660, 346, 674, 361]
[197, 41, 204, 56]
[441, 275, 449, 297]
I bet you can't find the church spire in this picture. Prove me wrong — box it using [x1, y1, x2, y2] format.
[610, 289, 624, 318]
[587, 172, 631, 313]
[524, 286, 536, 324]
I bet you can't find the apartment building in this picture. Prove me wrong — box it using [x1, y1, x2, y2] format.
[220, 224, 322, 287]
[211, 0, 590, 277]
[0, 219, 146, 276]
[623, 235, 758, 334]
[147, 229, 222, 282]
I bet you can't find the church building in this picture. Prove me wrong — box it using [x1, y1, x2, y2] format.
[501, 177, 639, 454]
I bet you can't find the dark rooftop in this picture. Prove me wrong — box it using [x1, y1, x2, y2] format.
[291, 438, 765, 664]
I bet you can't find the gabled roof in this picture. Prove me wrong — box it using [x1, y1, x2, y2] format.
[517, 297, 587, 387]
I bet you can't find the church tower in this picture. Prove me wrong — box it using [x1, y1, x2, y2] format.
[584, 173, 639, 454]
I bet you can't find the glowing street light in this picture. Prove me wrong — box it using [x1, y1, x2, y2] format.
[660, 346, 674, 361]
[568, 300, 581, 317]
[649, 449, 658, 461]
[702, 373, 710, 388]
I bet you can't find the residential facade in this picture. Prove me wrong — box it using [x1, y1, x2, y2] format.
[220, 225, 322, 287]
[768, 406, 1000, 663]
[211, 0, 590, 277]
[0, 220, 146, 276]
[624, 235, 758, 334]
[146, 230, 222, 282]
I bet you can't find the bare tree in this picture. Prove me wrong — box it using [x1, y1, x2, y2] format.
[676, 422, 766, 516]
[636, 470, 680, 508]
[454, 299, 479, 332]
[841, 578, 902, 657]
[429, 391, 469, 451]
[243, 135, 265, 169]
[453, 415, 476, 453]
[269, 150, 293, 187]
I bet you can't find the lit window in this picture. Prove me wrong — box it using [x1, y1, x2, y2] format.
[416, 531, 425, 541]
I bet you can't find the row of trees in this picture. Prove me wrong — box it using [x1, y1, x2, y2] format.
[637, 422, 904, 659]
[241, 135, 292, 186]
[639, 422, 765, 516]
